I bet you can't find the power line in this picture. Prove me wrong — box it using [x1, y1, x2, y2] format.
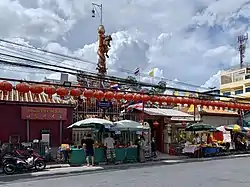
[0, 38, 212, 90]
[0, 56, 249, 102]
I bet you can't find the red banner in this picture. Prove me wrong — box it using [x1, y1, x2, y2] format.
[21, 107, 67, 120]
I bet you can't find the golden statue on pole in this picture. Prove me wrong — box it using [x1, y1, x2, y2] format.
[96, 25, 112, 75]
[92, 3, 112, 75]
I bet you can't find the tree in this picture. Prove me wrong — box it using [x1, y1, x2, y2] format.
[124, 76, 141, 91]
[151, 80, 167, 94]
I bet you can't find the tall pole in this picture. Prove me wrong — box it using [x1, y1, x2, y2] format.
[92, 3, 112, 120]
[92, 3, 112, 76]
[238, 33, 248, 69]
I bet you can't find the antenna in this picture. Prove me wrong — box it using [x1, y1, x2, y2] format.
[238, 33, 248, 69]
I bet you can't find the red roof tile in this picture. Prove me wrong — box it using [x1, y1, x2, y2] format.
[0, 89, 76, 105]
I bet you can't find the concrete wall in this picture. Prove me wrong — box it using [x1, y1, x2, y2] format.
[201, 115, 238, 127]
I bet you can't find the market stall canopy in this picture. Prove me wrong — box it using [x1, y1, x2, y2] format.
[113, 120, 150, 131]
[216, 126, 228, 133]
[225, 124, 247, 132]
[185, 123, 216, 132]
[128, 103, 192, 117]
[67, 118, 114, 128]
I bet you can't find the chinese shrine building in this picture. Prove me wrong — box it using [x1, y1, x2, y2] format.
[0, 87, 75, 146]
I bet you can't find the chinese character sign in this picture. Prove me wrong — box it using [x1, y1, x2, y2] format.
[21, 107, 67, 120]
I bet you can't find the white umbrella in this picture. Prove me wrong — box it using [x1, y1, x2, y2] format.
[216, 126, 228, 133]
[113, 120, 149, 131]
[67, 118, 114, 128]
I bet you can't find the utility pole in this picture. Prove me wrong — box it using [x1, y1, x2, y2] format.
[238, 33, 248, 69]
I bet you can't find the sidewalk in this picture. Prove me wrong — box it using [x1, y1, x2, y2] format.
[47, 153, 187, 169]
[1, 152, 250, 181]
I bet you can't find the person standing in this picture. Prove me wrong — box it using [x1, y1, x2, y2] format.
[138, 135, 146, 162]
[82, 134, 95, 167]
[104, 134, 116, 163]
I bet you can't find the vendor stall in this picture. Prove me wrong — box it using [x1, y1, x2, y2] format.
[112, 120, 151, 162]
[183, 123, 221, 157]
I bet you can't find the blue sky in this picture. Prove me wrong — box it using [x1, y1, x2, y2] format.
[0, 0, 250, 91]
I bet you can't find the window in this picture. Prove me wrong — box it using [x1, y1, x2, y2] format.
[235, 89, 243, 95]
[245, 75, 250, 79]
[246, 87, 250, 92]
[223, 92, 231, 96]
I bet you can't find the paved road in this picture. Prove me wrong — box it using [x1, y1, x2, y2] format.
[1, 157, 250, 187]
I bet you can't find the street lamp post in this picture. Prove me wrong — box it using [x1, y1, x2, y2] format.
[92, 3, 103, 25]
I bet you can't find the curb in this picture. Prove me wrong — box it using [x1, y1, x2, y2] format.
[1, 153, 250, 181]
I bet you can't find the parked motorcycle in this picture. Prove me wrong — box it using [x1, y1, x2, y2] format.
[2, 148, 46, 175]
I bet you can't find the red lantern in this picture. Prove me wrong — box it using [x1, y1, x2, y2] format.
[0, 81, 12, 92]
[153, 121, 159, 128]
[105, 91, 114, 100]
[150, 95, 159, 103]
[141, 94, 150, 102]
[124, 93, 134, 101]
[84, 89, 94, 98]
[227, 102, 234, 109]
[56, 87, 69, 99]
[172, 97, 178, 103]
[44, 86, 56, 99]
[94, 90, 104, 100]
[158, 96, 165, 103]
[165, 96, 173, 104]
[114, 92, 124, 101]
[70, 88, 82, 98]
[133, 94, 142, 102]
[183, 97, 192, 105]
[30, 85, 43, 95]
[16, 83, 29, 94]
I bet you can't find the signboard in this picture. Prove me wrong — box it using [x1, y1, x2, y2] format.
[21, 107, 67, 120]
[97, 101, 111, 109]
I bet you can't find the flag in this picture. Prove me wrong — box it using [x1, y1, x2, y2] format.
[134, 68, 140, 76]
[100, 80, 105, 90]
[149, 68, 156, 77]
[184, 92, 189, 97]
[173, 90, 179, 96]
[110, 82, 120, 90]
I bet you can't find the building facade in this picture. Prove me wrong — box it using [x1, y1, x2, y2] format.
[0, 88, 75, 146]
[220, 66, 250, 101]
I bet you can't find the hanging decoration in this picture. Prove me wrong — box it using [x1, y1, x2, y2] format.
[141, 94, 150, 103]
[83, 89, 94, 98]
[16, 83, 29, 95]
[114, 92, 124, 101]
[0, 79, 250, 111]
[153, 121, 159, 128]
[133, 94, 142, 102]
[150, 95, 159, 103]
[124, 93, 134, 101]
[0, 81, 12, 92]
[30, 85, 43, 95]
[104, 91, 114, 100]
[70, 88, 82, 99]
[44, 86, 56, 99]
[56, 87, 69, 99]
[94, 90, 105, 100]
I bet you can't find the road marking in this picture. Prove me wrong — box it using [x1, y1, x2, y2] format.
[162, 160, 183, 163]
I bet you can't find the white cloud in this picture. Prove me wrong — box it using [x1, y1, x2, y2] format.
[0, 0, 249, 91]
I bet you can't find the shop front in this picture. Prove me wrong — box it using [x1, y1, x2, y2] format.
[21, 106, 72, 146]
